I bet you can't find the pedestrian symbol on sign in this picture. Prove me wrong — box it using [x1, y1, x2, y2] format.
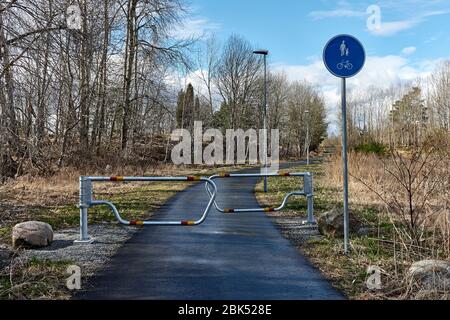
[340, 41, 346, 56]
[323, 34, 365, 78]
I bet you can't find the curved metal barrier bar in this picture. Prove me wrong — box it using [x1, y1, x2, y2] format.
[205, 172, 315, 223]
[75, 176, 218, 244]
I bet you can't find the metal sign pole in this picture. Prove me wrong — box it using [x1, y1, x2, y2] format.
[323, 34, 365, 255]
[341, 78, 350, 254]
[306, 110, 310, 166]
[263, 53, 268, 193]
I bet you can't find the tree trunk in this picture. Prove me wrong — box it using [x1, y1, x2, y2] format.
[79, 0, 90, 153]
[121, 0, 137, 153]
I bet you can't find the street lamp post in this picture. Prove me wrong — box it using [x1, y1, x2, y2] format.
[305, 110, 310, 166]
[253, 49, 269, 193]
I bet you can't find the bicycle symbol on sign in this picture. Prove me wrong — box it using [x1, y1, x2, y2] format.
[337, 60, 353, 70]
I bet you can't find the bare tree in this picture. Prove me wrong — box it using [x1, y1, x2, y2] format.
[429, 61, 450, 131]
[197, 35, 219, 117]
[352, 142, 449, 244]
[215, 35, 261, 129]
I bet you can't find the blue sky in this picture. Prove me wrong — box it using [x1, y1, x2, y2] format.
[188, 0, 450, 64]
[178, 0, 450, 132]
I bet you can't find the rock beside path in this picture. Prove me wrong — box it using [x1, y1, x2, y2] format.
[317, 207, 367, 238]
[408, 260, 450, 289]
[12, 221, 53, 249]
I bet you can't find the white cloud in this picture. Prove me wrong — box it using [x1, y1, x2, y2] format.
[273, 55, 442, 134]
[310, 7, 421, 37]
[309, 3, 450, 37]
[309, 9, 366, 20]
[376, 8, 450, 36]
[425, 35, 439, 43]
[368, 19, 419, 36]
[368, 8, 450, 36]
[422, 9, 450, 18]
[401, 46, 416, 55]
[172, 18, 221, 40]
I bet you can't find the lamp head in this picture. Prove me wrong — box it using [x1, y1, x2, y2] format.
[253, 50, 269, 55]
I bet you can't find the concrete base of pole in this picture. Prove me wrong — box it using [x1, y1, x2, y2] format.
[74, 238, 95, 245]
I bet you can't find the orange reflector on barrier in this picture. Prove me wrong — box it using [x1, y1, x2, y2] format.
[130, 220, 144, 225]
[224, 208, 235, 213]
[110, 176, 124, 182]
[181, 220, 196, 225]
[279, 172, 291, 177]
[219, 173, 231, 178]
[264, 208, 275, 212]
[187, 176, 201, 181]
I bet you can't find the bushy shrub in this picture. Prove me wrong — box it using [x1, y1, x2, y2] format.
[353, 142, 386, 155]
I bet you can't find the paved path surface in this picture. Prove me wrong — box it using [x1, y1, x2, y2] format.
[77, 162, 344, 300]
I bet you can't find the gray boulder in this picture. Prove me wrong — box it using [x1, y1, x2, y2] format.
[317, 207, 366, 238]
[12, 221, 53, 249]
[408, 260, 450, 289]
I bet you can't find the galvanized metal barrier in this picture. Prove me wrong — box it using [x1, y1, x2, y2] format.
[205, 172, 315, 224]
[75, 176, 218, 244]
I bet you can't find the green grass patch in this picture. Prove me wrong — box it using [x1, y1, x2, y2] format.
[302, 235, 396, 299]
[87, 182, 185, 223]
[0, 226, 12, 244]
[0, 181, 189, 244]
[353, 142, 387, 155]
[0, 258, 73, 300]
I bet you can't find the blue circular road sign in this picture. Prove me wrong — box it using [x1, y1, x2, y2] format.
[323, 34, 365, 78]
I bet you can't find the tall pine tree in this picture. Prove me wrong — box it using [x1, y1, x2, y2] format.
[176, 83, 195, 130]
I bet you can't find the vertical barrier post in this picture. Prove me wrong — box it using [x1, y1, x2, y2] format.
[75, 176, 94, 244]
[304, 173, 315, 224]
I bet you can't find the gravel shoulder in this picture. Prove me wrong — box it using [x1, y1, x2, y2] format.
[18, 224, 139, 277]
[0, 224, 140, 299]
[267, 215, 322, 246]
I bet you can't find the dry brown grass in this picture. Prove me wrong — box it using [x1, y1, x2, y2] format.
[256, 144, 450, 299]
[0, 257, 73, 300]
[317, 147, 450, 299]
[0, 163, 231, 207]
[321, 152, 387, 207]
[0, 162, 252, 243]
[0, 162, 254, 299]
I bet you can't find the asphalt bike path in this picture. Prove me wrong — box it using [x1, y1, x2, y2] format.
[77, 161, 344, 299]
